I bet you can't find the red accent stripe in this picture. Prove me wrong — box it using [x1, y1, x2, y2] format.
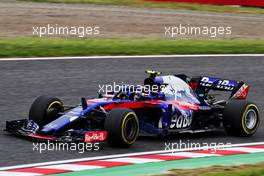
[130, 154, 190, 160]
[103, 100, 198, 111]
[145, 0, 264, 7]
[246, 145, 264, 149]
[73, 160, 131, 167]
[193, 149, 249, 155]
[103, 101, 157, 110]
[8, 167, 71, 174]
[168, 101, 199, 111]
[29, 134, 56, 140]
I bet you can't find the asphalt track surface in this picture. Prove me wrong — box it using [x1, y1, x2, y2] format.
[0, 56, 263, 167]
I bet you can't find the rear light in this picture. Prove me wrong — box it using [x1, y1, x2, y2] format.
[85, 131, 107, 143]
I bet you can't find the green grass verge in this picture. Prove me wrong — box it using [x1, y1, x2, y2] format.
[21, 0, 264, 14]
[163, 163, 264, 176]
[1, 37, 264, 58]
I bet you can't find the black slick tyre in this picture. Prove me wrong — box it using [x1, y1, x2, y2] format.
[223, 100, 260, 137]
[104, 108, 139, 147]
[29, 95, 63, 127]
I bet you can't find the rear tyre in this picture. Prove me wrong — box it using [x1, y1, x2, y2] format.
[223, 100, 260, 137]
[104, 108, 139, 147]
[29, 95, 63, 127]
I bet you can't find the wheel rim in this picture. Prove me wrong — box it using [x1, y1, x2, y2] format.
[46, 101, 63, 119]
[124, 115, 138, 141]
[48, 101, 62, 110]
[245, 109, 257, 130]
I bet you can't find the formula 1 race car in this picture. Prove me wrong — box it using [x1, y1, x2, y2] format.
[5, 71, 261, 147]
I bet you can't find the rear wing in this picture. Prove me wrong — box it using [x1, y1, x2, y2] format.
[190, 76, 250, 100]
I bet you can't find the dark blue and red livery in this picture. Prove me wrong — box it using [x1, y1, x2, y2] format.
[5, 70, 261, 147]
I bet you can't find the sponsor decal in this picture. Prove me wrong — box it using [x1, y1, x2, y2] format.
[233, 84, 250, 99]
[200, 77, 235, 90]
[85, 131, 108, 142]
[170, 112, 192, 129]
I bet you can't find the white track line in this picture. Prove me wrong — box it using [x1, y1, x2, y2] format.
[38, 164, 103, 171]
[0, 172, 41, 176]
[102, 157, 162, 164]
[0, 54, 264, 61]
[218, 147, 264, 153]
[161, 152, 221, 158]
[0, 142, 264, 171]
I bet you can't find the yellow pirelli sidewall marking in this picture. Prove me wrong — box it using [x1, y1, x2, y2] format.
[121, 112, 139, 144]
[48, 101, 63, 110]
[242, 104, 260, 134]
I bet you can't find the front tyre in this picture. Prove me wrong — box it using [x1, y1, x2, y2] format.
[29, 95, 63, 127]
[104, 108, 139, 147]
[223, 100, 260, 137]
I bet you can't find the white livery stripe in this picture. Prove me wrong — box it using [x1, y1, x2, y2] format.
[38, 164, 103, 171]
[162, 152, 221, 158]
[0, 171, 42, 176]
[103, 157, 162, 164]
[220, 147, 264, 153]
